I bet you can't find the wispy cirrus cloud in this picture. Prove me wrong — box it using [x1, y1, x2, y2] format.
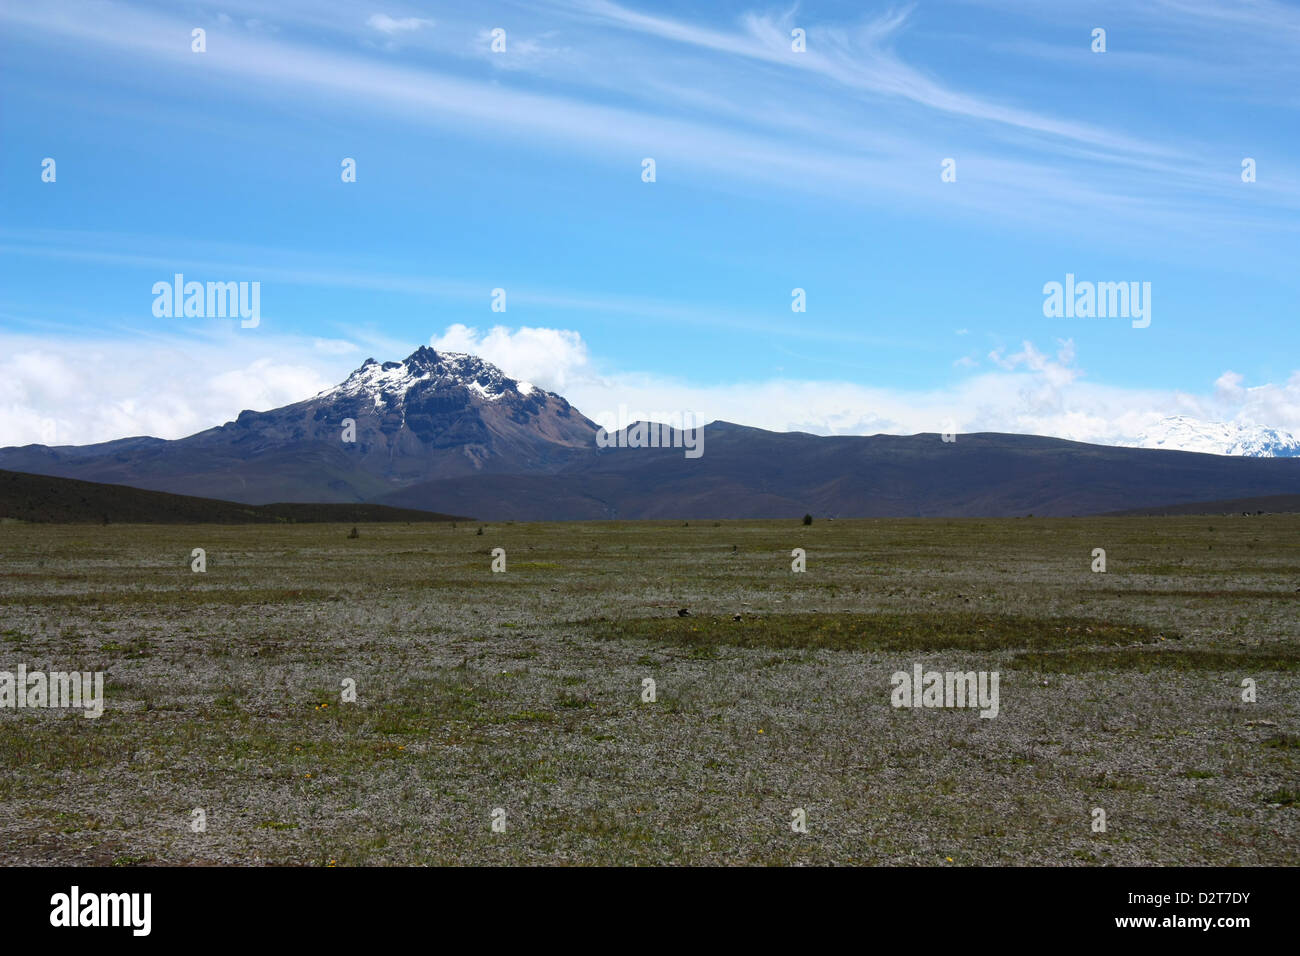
[0, 227, 923, 349]
[558, 0, 1168, 158]
[3, 0, 1291, 243]
[366, 14, 435, 35]
[1150, 0, 1300, 39]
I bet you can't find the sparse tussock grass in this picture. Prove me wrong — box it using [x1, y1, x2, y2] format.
[1, 515, 1298, 864]
[588, 612, 1173, 653]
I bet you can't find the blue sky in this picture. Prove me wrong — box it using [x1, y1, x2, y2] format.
[1, 0, 1298, 447]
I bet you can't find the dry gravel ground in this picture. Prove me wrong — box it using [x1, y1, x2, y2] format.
[0, 515, 1296, 865]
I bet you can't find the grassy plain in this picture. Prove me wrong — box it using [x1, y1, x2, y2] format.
[0, 515, 1296, 865]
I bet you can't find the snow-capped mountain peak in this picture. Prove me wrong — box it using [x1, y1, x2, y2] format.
[1122, 416, 1300, 457]
[323, 346, 533, 407]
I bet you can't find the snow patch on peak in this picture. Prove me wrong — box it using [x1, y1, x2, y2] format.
[466, 380, 506, 402]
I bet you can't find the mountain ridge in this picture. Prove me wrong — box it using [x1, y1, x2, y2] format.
[2, 348, 1298, 519]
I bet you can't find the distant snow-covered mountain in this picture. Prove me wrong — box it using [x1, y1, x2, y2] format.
[1122, 416, 1300, 458]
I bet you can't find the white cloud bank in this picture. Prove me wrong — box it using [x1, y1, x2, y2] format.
[2, 326, 1298, 449]
[0, 334, 340, 447]
[431, 325, 1300, 445]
